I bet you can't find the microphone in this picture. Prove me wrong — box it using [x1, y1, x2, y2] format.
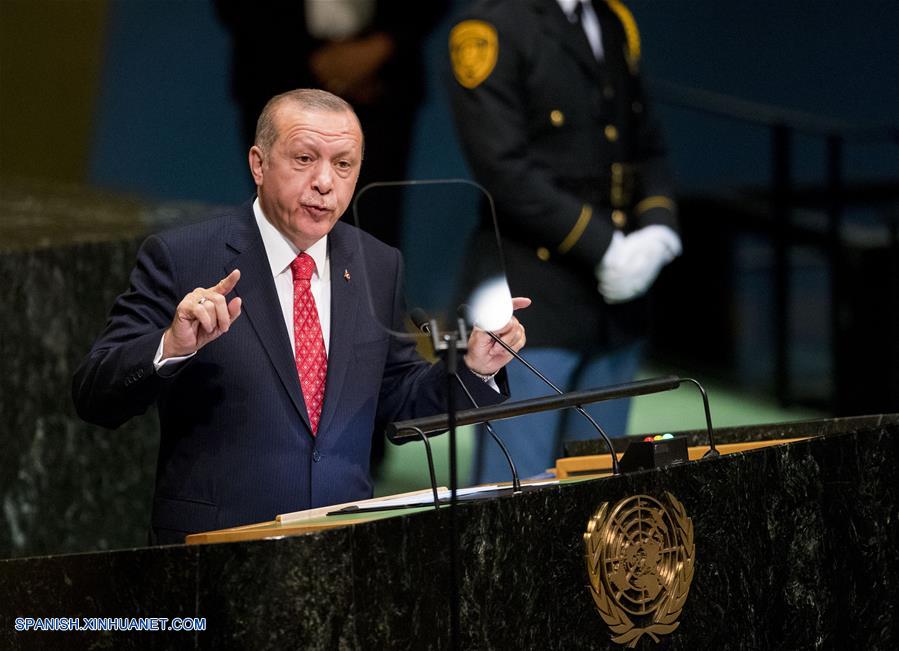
[410, 308, 522, 492]
[409, 308, 432, 334]
[460, 304, 621, 475]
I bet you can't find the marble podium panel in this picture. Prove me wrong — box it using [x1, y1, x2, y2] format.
[1, 179, 214, 558]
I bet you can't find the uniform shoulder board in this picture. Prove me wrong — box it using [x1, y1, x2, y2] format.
[605, 0, 641, 72]
[449, 20, 499, 89]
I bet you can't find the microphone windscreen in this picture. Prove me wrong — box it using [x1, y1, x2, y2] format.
[409, 307, 431, 333]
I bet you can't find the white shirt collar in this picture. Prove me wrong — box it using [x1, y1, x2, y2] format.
[557, 0, 585, 21]
[253, 197, 328, 279]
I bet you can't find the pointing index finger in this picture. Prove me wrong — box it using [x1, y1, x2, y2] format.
[213, 269, 241, 296]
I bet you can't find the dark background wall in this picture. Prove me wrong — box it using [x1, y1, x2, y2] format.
[0, 1, 107, 184]
[634, 0, 899, 187]
[3, 1, 896, 202]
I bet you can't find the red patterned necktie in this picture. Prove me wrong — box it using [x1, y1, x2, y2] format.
[291, 252, 327, 435]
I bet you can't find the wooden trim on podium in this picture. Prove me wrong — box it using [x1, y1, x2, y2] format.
[185, 487, 445, 545]
[184, 518, 377, 545]
[554, 438, 808, 478]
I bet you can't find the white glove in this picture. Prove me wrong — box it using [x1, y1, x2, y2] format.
[596, 225, 682, 303]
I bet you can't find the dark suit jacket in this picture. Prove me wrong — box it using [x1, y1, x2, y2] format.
[73, 203, 505, 543]
[449, 0, 679, 350]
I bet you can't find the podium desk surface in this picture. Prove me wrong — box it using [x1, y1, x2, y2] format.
[554, 436, 809, 477]
[185, 477, 601, 545]
[186, 434, 814, 545]
[186, 433, 823, 545]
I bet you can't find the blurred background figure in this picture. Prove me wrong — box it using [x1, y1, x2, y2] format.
[215, 0, 449, 247]
[448, 0, 681, 483]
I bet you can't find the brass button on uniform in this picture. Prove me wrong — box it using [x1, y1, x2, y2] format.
[603, 86, 615, 99]
[604, 124, 619, 142]
[550, 109, 565, 127]
[536, 246, 551, 261]
[611, 210, 627, 228]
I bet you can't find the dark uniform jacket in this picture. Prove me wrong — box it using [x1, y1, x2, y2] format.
[449, 0, 678, 350]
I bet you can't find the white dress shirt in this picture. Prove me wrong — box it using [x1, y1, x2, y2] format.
[252, 198, 331, 354]
[155, 199, 331, 369]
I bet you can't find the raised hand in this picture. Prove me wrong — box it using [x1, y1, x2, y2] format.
[162, 270, 243, 359]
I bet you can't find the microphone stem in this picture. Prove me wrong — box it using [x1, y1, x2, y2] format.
[409, 426, 441, 509]
[485, 331, 621, 475]
[410, 309, 522, 491]
[681, 377, 719, 457]
[453, 375, 522, 493]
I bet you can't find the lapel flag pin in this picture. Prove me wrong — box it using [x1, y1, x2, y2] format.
[344, 269, 351, 282]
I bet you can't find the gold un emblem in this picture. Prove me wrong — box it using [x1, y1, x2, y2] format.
[583, 493, 695, 647]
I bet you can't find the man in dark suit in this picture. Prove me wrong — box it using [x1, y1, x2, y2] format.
[73, 89, 527, 544]
[448, 0, 681, 483]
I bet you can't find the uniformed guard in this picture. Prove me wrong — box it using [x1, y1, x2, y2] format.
[448, 0, 682, 484]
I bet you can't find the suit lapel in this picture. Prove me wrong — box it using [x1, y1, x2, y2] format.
[536, 0, 602, 82]
[224, 205, 311, 432]
[316, 221, 359, 438]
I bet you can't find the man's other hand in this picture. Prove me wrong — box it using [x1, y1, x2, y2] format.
[464, 297, 531, 376]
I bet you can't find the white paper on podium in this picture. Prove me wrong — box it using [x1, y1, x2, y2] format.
[354, 480, 559, 511]
[277, 480, 560, 523]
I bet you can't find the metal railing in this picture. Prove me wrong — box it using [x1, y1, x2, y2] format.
[647, 78, 899, 411]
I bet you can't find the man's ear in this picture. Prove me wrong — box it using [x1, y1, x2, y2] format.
[249, 146, 265, 185]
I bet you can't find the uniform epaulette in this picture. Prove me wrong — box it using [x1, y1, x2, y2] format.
[605, 0, 641, 72]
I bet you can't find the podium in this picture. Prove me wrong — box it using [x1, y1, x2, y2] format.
[2, 414, 896, 648]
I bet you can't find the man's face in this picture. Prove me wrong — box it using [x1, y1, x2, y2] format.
[250, 104, 363, 250]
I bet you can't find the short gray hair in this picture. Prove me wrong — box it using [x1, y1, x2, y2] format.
[254, 89, 361, 154]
